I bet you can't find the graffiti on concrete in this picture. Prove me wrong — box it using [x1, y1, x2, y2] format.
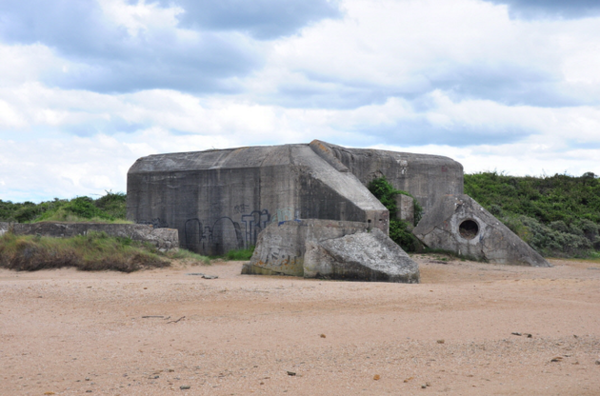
[241, 210, 270, 247]
[184, 217, 244, 254]
[183, 207, 299, 254]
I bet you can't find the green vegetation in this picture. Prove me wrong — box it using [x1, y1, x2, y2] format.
[0, 192, 128, 223]
[168, 248, 211, 265]
[368, 177, 422, 252]
[0, 231, 169, 272]
[0, 231, 211, 272]
[465, 172, 600, 258]
[225, 247, 255, 260]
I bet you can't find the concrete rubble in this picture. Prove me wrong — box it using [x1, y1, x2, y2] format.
[242, 219, 419, 283]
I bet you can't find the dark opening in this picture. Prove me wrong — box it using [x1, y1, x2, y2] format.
[459, 219, 479, 240]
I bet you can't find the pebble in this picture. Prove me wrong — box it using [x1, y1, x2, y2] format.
[180, 385, 191, 390]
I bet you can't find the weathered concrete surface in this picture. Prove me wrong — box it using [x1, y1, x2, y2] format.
[314, 140, 464, 214]
[396, 194, 415, 225]
[242, 219, 420, 283]
[128, 144, 388, 255]
[0, 222, 179, 251]
[127, 140, 547, 268]
[412, 195, 550, 267]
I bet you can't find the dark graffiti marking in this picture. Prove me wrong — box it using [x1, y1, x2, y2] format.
[185, 217, 244, 255]
[183, 207, 300, 254]
[241, 209, 270, 247]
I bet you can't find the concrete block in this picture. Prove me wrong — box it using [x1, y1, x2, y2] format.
[412, 195, 550, 267]
[242, 219, 419, 283]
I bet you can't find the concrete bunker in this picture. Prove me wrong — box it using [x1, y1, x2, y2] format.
[127, 140, 550, 276]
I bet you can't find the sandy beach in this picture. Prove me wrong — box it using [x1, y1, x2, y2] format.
[1, 256, 599, 395]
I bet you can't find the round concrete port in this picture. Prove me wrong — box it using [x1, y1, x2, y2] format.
[459, 219, 479, 240]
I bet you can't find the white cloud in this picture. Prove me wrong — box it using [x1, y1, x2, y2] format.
[1, 0, 600, 202]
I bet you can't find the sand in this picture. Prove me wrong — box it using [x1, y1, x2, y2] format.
[1, 255, 599, 395]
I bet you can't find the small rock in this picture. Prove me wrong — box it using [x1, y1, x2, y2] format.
[511, 332, 522, 336]
[287, 371, 296, 376]
[320, 334, 326, 338]
[373, 374, 380, 380]
[550, 356, 563, 363]
[202, 275, 218, 279]
[595, 360, 600, 365]
[404, 376, 414, 383]
[421, 384, 427, 389]
[85, 378, 91, 381]
[180, 385, 191, 390]
[437, 339, 445, 344]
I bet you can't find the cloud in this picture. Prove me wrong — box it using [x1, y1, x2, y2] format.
[240, 0, 600, 110]
[163, 0, 342, 39]
[0, 0, 265, 93]
[485, 0, 600, 19]
[1, 0, 600, 202]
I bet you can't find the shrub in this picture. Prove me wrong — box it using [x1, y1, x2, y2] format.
[368, 177, 422, 252]
[465, 171, 600, 258]
[0, 192, 129, 224]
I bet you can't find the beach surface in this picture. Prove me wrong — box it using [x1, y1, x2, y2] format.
[1, 256, 599, 395]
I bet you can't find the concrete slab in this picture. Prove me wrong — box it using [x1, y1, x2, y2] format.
[412, 195, 550, 267]
[242, 219, 419, 283]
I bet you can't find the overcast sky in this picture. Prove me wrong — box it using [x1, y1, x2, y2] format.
[1, 0, 600, 202]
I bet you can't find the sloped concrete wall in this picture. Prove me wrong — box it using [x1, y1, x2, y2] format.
[128, 144, 387, 255]
[313, 140, 464, 214]
[0, 222, 179, 251]
[413, 195, 550, 267]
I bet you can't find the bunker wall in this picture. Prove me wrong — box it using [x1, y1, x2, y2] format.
[127, 145, 388, 255]
[319, 142, 464, 214]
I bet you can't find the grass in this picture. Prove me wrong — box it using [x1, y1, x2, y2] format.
[0, 231, 194, 272]
[225, 247, 255, 260]
[167, 248, 211, 265]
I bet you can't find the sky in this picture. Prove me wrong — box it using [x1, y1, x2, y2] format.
[1, 0, 600, 202]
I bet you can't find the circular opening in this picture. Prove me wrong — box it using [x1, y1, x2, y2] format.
[459, 219, 479, 240]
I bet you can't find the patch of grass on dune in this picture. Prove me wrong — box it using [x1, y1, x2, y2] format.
[0, 231, 169, 272]
[167, 248, 211, 265]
